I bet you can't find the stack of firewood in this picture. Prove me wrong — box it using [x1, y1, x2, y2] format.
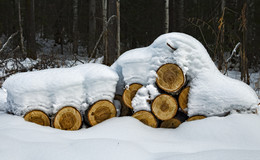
[118, 63, 206, 128]
[23, 63, 205, 130]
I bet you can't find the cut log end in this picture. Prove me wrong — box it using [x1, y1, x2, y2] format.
[24, 110, 50, 126]
[87, 100, 117, 126]
[114, 94, 133, 116]
[156, 63, 185, 93]
[160, 118, 181, 128]
[132, 111, 158, 128]
[53, 106, 82, 130]
[152, 94, 178, 121]
[187, 115, 206, 121]
[178, 87, 190, 114]
[122, 83, 143, 109]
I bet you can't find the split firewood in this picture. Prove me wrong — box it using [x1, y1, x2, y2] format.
[178, 86, 190, 114]
[53, 106, 82, 130]
[122, 83, 143, 109]
[132, 110, 158, 128]
[151, 94, 178, 121]
[86, 100, 117, 126]
[24, 110, 50, 126]
[156, 63, 185, 93]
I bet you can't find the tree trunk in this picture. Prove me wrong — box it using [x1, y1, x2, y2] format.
[132, 110, 158, 128]
[88, 0, 96, 57]
[72, 0, 79, 55]
[24, 110, 50, 126]
[86, 100, 117, 126]
[122, 83, 143, 109]
[25, 0, 37, 60]
[18, 0, 25, 57]
[178, 0, 184, 31]
[164, 0, 169, 33]
[53, 106, 82, 130]
[116, 0, 120, 58]
[151, 94, 178, 121]
[107, 0, 117, 66]
[102, 0, 108, 64]
[156, 63, 185, 93]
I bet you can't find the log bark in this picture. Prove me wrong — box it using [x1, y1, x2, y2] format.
[86, 100, 117, 126]
[186, 115, 206, 121]
[24, 110, 50, 126]
[156, 64, 185, 93]
[178, 86, 190, 114]
[151, 94, 178, 121]
[53, 106, 82, 130]
[160, 118, 181, 128]
[122, 83, 143, 109]
[132, 110, 158, 128]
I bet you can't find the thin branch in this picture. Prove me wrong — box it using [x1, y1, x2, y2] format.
[226, 42, 241, 63]
[0, 31, 18, 53]
[166, 43, 176, 51]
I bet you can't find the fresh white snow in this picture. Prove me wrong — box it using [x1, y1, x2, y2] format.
[111, 32, 260, 116]
[0, 111, 260, 160]
[2, 63, 118, 115]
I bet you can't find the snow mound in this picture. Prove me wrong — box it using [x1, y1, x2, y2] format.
[3, 63, 118, 115]
[0, 111, 260, 160]
[111, 32, 259, 116]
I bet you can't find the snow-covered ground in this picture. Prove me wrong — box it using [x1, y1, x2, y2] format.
[0, 111, 260, 160]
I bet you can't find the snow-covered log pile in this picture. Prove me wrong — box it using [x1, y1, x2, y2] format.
[3, 63, 119, 130]
[111, 32, 260, 128]
[1, 32, 259, 130]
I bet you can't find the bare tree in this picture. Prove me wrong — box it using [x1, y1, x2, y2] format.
[25, 0, 37, 59]
[116, 0, 120, 58]
[18, 0, 25, 57]
[88, 0, 96, 57]
[72, 0, 79, 55]
[178, 0, 184, 31]
[165, 0, 169, 33]
[102, 0, 108, 64]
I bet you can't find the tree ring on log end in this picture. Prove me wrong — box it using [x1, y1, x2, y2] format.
[122, 83, 143, 109]
[156, 64, 185, 93]
[53, 106, 82, 130]
[132, 110, 157, 128]
[187, 115, 206, 121]
[152, 94, 178, 121]
[87, 100, 117, 126]
[178, 87, 190, 114]
[24, 110, 50, 126]
[160, 118, 181, 128]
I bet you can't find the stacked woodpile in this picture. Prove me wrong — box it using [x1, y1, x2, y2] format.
[23, 63, 206, 130]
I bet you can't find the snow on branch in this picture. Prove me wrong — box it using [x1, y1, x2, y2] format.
[0, 31, 18, 54]
[226, 42, 241, 63]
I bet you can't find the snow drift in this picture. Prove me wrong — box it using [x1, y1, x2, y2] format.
[111, 32, 259, 116]
[3, 63, 119, 115]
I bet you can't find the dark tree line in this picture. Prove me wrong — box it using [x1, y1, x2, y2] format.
[0, 0, 259, 70]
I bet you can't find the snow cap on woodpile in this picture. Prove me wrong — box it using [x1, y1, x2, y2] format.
[111, 32, 259, 116]
[3, 63, 119, 115]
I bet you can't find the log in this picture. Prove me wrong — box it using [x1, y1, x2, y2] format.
[178, 86, 190, 114]
[160, 118, 181, 128]
[151, 94, 178, 120]
[122, 83, 143, 109]
[114, 95, 132, 116]
[53, 106, 82, 130]
[24, 110, 50, 126]
[132, 110, 158, 128]
[87, 100, 117, 126]
[186, 115, 206, 121]
[156, 63, 185, 93]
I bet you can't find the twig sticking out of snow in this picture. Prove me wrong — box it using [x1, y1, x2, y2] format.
[226, 42, 241, 63]
[166, 43, 176, 51]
